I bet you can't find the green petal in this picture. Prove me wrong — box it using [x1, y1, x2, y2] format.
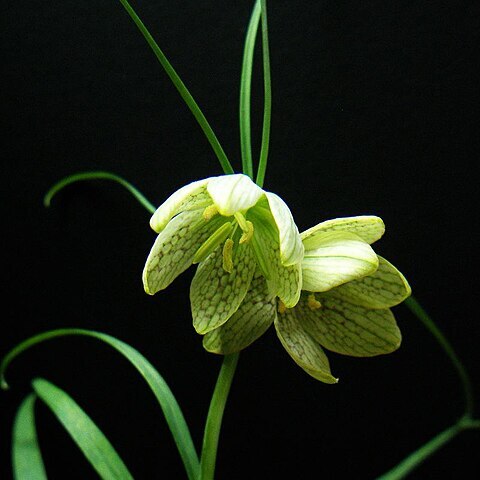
[143, 210, 224, 294]
[328, 256, 411, 308]
[302, 231, 379, 292]
[264, 192, 304, 266]
[297, 294, 402, 357]
[190, 238, 256, 334]
[206, 174, 264, 216]
[275, 308, 338, 383]
[150, 178, 210, 233]
[203, 274, 276, 354]
[250, 215, 302, 307]
[301, 216, 385, 249]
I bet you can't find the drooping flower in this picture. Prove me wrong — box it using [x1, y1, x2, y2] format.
[203, 216, 411, 383]
[142, 174, 304, 334]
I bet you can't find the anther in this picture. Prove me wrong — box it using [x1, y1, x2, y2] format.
[239, 220, 254, 244]
[203, 204, 219, 221]
[278, 300, 287, 314]
[222, 238, 234, 273]
[307, 293, 322, 310]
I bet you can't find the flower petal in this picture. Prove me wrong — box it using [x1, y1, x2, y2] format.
[275, 308, 338, 383]
[297, 294, 402, 357]
[328, 256, 411, 309]
[301, 216, 385, 249]
[190, 238, 257, 334]
[143, 210, 224, 294]
[206, 174, 264, 216]
[203, 274, 276, 354]
[264, 192, 304, 266]
[250, 215, 302, 307]
[150, 178, 210, 233]
[302, 231, 379, 292]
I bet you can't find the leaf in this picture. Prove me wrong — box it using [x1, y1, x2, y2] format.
[33, 378, 134, 480]
[12, 394, 47, 480]
[1, 329, 200, 480]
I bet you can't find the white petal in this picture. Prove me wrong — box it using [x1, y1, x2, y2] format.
[250, 213, 302, 307]
[297, 294, 402, 357]
[328, 255, 411, 309]
[275, 308, 338, 384]
[206, 174, 264, 216]
[143, 210, 224, 294]
[150, 178, 210, 233]
[190, 238, 256, 334]
[302, 231, 379, 292]
[301, 216, 385, 249]
[264, 192, 304, 266]
[203, 274, 276, 354]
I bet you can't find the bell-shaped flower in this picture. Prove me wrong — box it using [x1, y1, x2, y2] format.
[203, 216, 411, 384]
[142, 174, 304, 334]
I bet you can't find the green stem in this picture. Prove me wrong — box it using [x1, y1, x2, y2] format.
[255, 0, 272, 188]
[376, 416, 480, 480]
[239, 0, 261, 179]
[199, 353, 239, 480]
[117, 0, 234, 176]
[404, 296, 475, 417]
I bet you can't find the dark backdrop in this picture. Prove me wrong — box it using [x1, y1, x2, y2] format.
[1, 1, 479, 479]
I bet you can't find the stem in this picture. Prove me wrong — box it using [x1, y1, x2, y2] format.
[200, 353, 239, 480]
[255, 0, 272, 188]
[239, 0, 261, 179]
[117, 0, 234, 176]
[376, 416, 480, 480]
[404, 296, 475, 417]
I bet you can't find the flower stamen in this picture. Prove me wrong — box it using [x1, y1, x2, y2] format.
[307, 293, 322, 310]
[222, 238, 234, 273]
[239, 220, 254, 244]
[278, 299, 287, 314]
[203, 204, 219, 221]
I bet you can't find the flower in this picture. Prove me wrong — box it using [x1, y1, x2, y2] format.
[202, 216, 411, 383]
[142, 174, 304, 334]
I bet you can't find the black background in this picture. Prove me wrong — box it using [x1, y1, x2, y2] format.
[1, 1, 479, 479]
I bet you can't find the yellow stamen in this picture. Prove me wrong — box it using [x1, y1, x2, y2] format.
[278, 300, 287, 314]
[222, 238, 234, 273]
[307, 293, 322, 310]
[203, 204, 219, 221]
[239, 220, 254, 244]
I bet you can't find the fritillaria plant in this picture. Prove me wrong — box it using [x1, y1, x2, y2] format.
[1, 1, 478, 480]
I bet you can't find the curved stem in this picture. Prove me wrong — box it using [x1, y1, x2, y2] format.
[200, 353, 239, 480]
[255, 0, 272, 188]
[117, 0, 234, 175]
[404, 296, 475, 417]
[376, 416, 480, 480]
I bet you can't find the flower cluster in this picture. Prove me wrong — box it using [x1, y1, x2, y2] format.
[143, 174, 410, 382]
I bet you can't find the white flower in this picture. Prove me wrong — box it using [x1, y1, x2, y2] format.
[143, 174, 304, 334]
[203, 216, 411, 383]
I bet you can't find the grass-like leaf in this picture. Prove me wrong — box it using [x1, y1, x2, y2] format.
[239, 0, 261, 179]
[12, 393, 47, 480]
[33, 378, 134, 480]
[117, 0, 234, 176]
[1, 329, 200, 480]
[44, 170, 156, 214]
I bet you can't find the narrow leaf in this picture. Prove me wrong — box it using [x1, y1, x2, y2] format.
[255, 0, 272, 188]
[12, 394, 47, 480]
[44, 170, 156, 214]
[117, 0, 234, 175]
[1, 329, 200, 480]
[239, 0, 261, 178]
[33, 378, 133, 480]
